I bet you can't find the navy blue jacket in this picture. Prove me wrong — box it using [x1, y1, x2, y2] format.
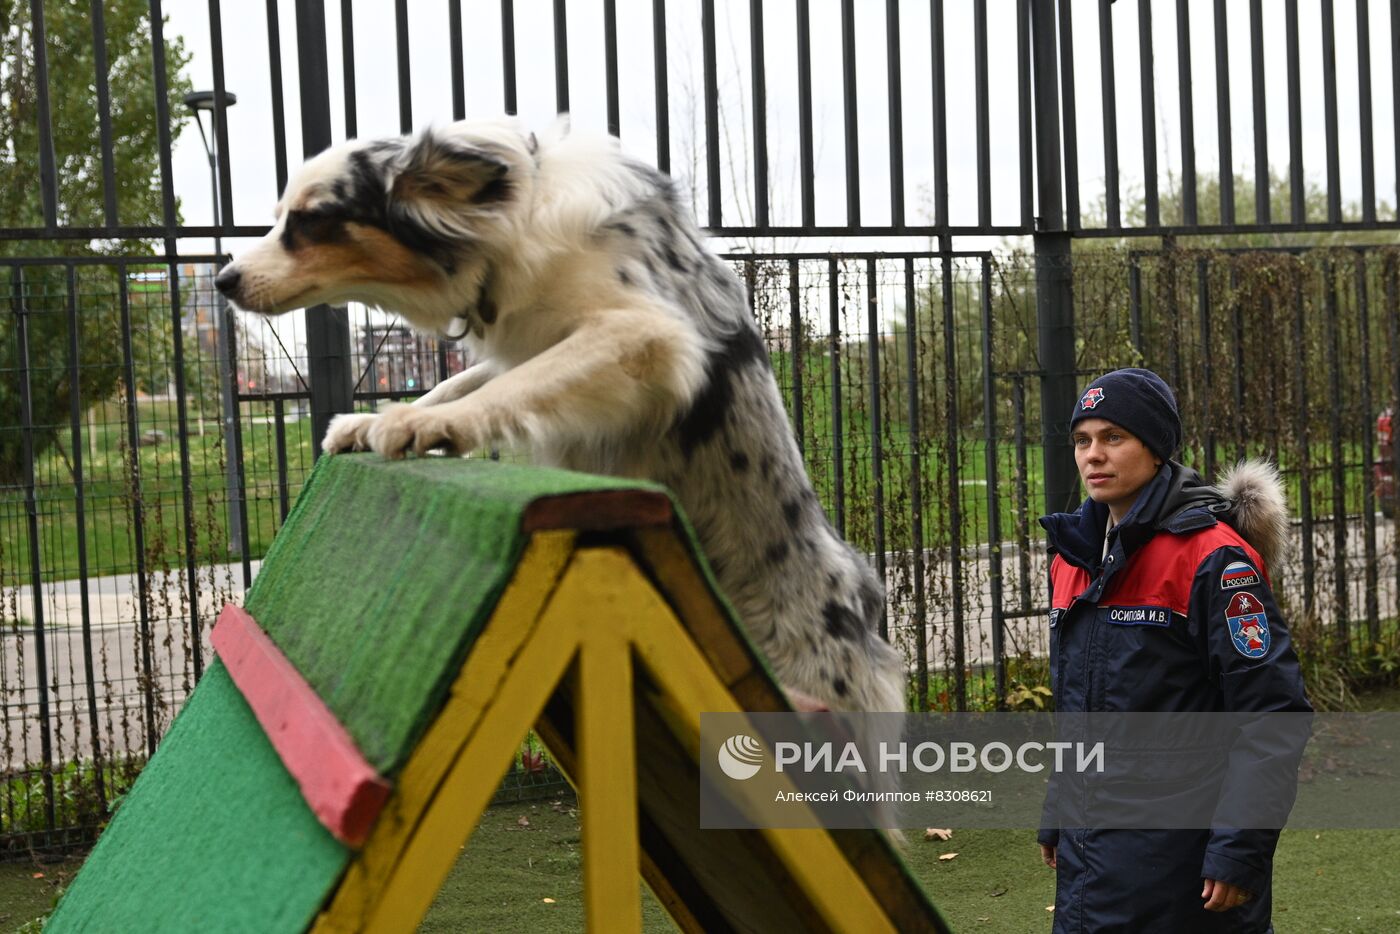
[1038, 462, 1311, 934]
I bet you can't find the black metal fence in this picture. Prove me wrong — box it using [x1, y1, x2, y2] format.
[6, 0, 1400, 851]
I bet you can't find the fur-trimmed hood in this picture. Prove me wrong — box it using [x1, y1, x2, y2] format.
[1043, 458, 1291, 573]
[1212, 459, 1290, 571]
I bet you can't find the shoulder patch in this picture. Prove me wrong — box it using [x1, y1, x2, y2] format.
[1049, 608, 1062, 629]
[1220, 561, 1262, 590]
[1225, 591, 1271, 658]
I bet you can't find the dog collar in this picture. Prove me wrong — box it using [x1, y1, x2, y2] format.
[440, 315, 472, 341]
[440, 263, 496, 342]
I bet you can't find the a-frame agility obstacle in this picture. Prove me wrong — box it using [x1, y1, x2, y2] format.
[49, 455, 948, 932]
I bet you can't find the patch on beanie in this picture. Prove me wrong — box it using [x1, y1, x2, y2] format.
[1080, 387, 1105, 410]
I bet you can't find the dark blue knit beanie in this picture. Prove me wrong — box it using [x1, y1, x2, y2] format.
[1069, 367, 1182, 462]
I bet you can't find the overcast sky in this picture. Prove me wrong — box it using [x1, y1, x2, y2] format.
[165, 0, 1399, 258]
[153, 0, 1400, 376]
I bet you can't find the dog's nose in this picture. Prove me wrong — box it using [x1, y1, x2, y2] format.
[214, 266, 241, 297]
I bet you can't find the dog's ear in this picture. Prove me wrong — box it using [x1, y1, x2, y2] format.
[387, 131, 512, 235]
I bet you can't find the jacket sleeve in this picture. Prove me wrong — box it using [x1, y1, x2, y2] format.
[1191, 545, 1313, 892]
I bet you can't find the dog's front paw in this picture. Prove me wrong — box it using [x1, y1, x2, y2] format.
[366, 403, 478, 458]
[323, 412, 379, 453]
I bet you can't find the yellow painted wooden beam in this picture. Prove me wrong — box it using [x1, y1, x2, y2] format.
[316, 539, 907, 934]
[313, 532, 576, 932]
[576, 631, 641, 932]
[544, 548, 898, 934]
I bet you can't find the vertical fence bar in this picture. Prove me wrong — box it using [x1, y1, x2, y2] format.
[208, 0, 235, 227]
[789, 260, 804, 455]
[604, 0, 620, 136]
[166, 263, 204, 684]
[931, 0, 949, 232]
[797, 0, 815, 227]
[1231, 263, 1247, 463]
[1214, 0, 1234, 226]
[1034, 0, 1077, 514]
[297, 0, 354, 457]
[1138, 0, 1159, 228]
[1250, 0, 1270, 225]
[652, 0, 668, 171]
[1286, 0, 1305, 223]
[223, 296, 253, 588]
[1388, 258, 1400, 617]
[841, 0, 860, 227]
[1357, 0, 1376, 223]
[1165, 240, 1183, 391]
[1018, 0, 1034, 230]
[90, 0, 119, 225]
[1394, 0, 1400, 214]
[1014, 375, 1033, 613]
[867, 259, 887, 638]
[267, 0, 290, 189]
[1176, 0, 1196, 227]
[942, 254, 965, 711]
[27, 0, 59, 228]
[829, 258, 845, 537]
[1356, 253, 1379, 639]
[1099, 0, 1120, 228]
[65, 266, 105, 813]
[980, 256, 1005, 705]
[553, 0, 570, 113]
[751, 0, 769, 227]
[116, 262, 156, 765]
[1321, 0, 1341, 224]
[338, 1, 358, 139]
[12, 267, 56, 832]
[148, 0, 179, 239]
[1058, 0, 1080, 230]
[1294, 272, 1316, 618]
[1198, 257, 1216, 478]
[449, 0, 465, 120]
[395, 0, 412, 132]
[1130, 257, 1144, 354]
[502, 0, 518, 115]
[701, 0, 720, 226]
[1325, 260, 1350, 645]
[885, 0, 903, 229]
[904, 258, 927, 710]
[274, 398, 291, 522]
[974, 0, 991, 228]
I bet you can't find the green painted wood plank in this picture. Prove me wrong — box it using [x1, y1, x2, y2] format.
[46, 662, 348, 933]
[243, 454, 669, 774]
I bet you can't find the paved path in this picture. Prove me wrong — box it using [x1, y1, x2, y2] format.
[5, 518, 1397, 768]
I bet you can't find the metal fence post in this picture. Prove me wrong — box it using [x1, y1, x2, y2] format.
[1033, 0, 1078, 515]
[296, 0, 354, 454]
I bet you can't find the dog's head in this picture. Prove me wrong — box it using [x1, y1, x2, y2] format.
[216, 119, 536, 332]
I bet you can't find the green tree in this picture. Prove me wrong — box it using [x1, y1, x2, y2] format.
[0, 0, 192, 484]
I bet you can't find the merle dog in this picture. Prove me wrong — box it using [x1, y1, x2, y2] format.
[216, 118, 907, 719]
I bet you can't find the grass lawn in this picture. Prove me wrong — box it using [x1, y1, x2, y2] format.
[3, 680, 1399, 933]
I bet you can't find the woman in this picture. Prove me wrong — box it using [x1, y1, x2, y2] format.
[1037, 368, 1311, 933]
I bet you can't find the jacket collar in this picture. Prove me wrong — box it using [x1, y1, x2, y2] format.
[1040, 461, 1229, 578]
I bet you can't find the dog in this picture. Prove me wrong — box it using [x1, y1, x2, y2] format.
[215, 117, 907, 720]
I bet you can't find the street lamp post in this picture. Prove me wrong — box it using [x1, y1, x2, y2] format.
[184, 90, 245, 562]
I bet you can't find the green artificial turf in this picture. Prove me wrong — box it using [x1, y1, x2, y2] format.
[420, 803, 1400, 934]
[243, 454, 670, 775]
[43, 663, 349, 933]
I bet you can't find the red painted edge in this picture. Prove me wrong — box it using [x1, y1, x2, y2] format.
[212, 603, 391, 848]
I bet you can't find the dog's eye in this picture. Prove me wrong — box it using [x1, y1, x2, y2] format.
[283, 209, 348, 246]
